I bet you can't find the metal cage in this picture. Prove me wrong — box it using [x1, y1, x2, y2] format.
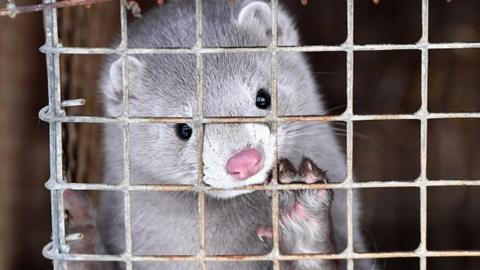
[35, 0, 480, 269]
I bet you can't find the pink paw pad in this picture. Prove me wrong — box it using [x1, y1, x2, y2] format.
[291, 202, 318, 226]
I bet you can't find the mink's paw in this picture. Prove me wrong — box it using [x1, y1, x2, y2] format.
[63, 190, 101, 255]
[298, 157, 328, 184]
[64, 190, 97, 231]
[277, 158, 337, 258]
[255, 158, 334, 244]
[63, 190, 108, 270]
[279, 158, 333, 217]
[296, 157, 333, 207]
[278, 158, 296, 184]
[256, 224, 273, 242]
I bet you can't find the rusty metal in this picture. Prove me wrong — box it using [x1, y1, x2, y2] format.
[1, 0, 111, 17]
[42, 250, 480, 263]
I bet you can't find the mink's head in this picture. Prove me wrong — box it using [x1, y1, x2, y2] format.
[100, 1, 331, 198]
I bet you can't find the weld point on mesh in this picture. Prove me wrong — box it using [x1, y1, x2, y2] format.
[44, 178, 58, 190]
[60, 243, 70, 254]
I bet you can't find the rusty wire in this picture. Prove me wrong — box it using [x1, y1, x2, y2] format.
[39, 0, 480, 269]
[0, 0, 111, 17]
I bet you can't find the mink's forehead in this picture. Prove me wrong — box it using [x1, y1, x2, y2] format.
[202, 54, 271, 117]
[203, 53, 271, 73]
[202, 53, 271, 97]
[138, 53, 271, 117]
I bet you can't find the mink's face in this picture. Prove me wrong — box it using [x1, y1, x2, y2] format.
[101, 53, 323, 199]
[101, 52, 278, 197]
[101, 1, 330, 197]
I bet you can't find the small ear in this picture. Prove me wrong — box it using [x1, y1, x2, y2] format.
[106, 56, 144, 102]
[238, 1, 272, 27]
[237, 1, 299, 45]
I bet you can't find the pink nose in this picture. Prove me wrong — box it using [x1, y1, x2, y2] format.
[226, 148, 263, 180]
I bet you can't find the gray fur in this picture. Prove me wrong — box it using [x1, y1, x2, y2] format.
[97, 1, 372, 269]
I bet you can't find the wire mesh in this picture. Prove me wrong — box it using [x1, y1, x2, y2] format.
[39, 0, 480, 269]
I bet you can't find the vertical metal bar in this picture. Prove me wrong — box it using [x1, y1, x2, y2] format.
[43, 9, 63, 270]
[345, 0, 355, 269]
[270, 0, 280, 269]
[42, 0, 67, 269]
[418, 0, 429, 270]
[194, 0, 206, 269]
[119, 1, 133, 270]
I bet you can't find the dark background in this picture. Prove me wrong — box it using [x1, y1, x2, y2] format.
[0, 0, 479, 269]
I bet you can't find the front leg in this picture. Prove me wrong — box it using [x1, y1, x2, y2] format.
[256, 158, 337, 270]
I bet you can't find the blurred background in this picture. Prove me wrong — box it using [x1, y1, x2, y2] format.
[0, 0, 479, 269]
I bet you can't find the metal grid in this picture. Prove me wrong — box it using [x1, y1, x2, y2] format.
[39, 0, 480, 270]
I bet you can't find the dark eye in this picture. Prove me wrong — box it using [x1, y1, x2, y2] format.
[255, 89, 271, 109]
[175, 123, 192, 140]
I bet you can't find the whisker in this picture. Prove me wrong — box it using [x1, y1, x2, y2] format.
[313, 71, 338, 76]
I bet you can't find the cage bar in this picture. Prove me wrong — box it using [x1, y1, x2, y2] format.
[42, 250, 480, 263]
[118, 0, 134, 269]
[38, 42, 480, 55]
[42, 0, 68, 269]
[38, 111, 480, 125]
[345, 0, 354, 269]
[269, 0, 280, 269]
[419, 0, 429, 269]
[193, 0, 207, 269]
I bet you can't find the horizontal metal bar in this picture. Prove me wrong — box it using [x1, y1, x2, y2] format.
[43, 249, 480, 263]
[44, 179, 480, 192]
[39, 107, 480, 124]
[39, 42, 480, 55]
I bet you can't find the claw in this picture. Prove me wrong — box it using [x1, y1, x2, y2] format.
[256, 225, 273, 242]
[299, 157, 327, 184]
[279, 159, 296, 184]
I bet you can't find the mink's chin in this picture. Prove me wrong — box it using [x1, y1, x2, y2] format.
[203, 172, 271, 199]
